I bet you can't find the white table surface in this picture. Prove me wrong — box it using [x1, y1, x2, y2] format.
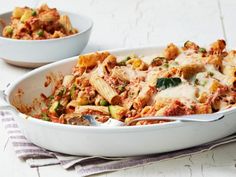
[1, 0, 236, 176]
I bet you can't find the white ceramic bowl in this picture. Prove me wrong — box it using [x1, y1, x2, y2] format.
[1, 46, 236, 157]
[0, 11, 93, 68]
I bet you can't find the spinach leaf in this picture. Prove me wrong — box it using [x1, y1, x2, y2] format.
[156, 77, 182, 90]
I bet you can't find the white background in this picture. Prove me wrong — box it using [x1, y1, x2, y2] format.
[0, 0, 236, 176]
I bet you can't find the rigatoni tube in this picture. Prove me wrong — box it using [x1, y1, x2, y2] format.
[77, 52, 110, 68]
[90, 74, 121, 105]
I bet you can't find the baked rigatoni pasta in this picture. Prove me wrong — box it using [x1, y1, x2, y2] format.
[33, 40, 236, 126]
[2, 4, 78, 40]
[89, 73, 121, 105]
[77, 52, 110, 68]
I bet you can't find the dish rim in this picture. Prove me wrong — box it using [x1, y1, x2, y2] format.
[0, 10, 93, 42]
[4, 46, 236, 131]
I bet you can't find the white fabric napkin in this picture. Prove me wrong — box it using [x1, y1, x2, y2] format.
[1, 111, 236, 177]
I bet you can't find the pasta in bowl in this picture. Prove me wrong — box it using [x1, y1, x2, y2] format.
[24, 39, 236, 126]
[0, 4, 92, 67]
[2, 4, 78, 40]
[2, 40, 236, 156]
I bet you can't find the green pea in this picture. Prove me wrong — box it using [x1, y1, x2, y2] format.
[118, 85, 126, 92]
[42, 116, 51, 121]
[194, 78, 199, 85]
[48, 95, 54, 100]
[163, 63, 169, 68]
[37, 29, 44, 37]
[199, 48, 206, 53]
[6, 26, 13, 35]
[202, 80, 208, 86]
[208, 72, 214, 77]
[32, 10, 37, 16]
[41, 113, 51, 121]
[100, 99, 109, 106]
[117, 56, 131, 66]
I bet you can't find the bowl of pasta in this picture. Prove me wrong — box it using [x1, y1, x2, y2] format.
[1, 40, 236, 157]
[0, 4, 93, 68]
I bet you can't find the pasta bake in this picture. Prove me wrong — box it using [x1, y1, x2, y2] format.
[34, 40, 236, 126]
[2, 4, 78, 40]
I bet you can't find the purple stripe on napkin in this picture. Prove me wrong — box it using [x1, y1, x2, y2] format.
[0, 111, 54, 159]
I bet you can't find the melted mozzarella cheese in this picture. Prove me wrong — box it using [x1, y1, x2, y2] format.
[194, 71, 217, 94]
[124, 67, 146, 80]
[205, 65, 228, 85]
[156, 83, 197, 101]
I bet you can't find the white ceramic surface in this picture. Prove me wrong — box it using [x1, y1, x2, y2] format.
[2, 47, 236, 157]
[0, 11, 93, 68]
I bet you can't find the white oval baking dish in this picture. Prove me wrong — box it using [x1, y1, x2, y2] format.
[0, 46, 236, 157]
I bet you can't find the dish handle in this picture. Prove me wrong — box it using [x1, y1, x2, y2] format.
[0, 90, 19, 114]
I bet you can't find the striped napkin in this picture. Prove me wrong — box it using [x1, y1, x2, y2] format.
[1, 110, 236, 177]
